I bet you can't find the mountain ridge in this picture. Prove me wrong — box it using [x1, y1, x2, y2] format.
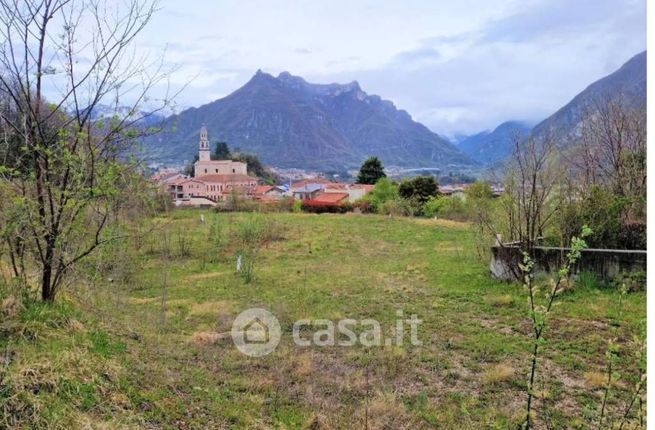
[142, 70, 475, 169]
[458, 120, 533, 164]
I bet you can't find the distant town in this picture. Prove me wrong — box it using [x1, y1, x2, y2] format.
[152, 126, 504, 208]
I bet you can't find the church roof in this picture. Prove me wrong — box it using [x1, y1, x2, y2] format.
[195, 174, 255, 183]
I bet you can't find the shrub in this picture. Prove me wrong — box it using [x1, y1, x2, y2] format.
[575, 271, 606, 290]
[301, 200, 353, 214]
[353, 199, 374, 213]
[423, 195, 468, 220]
[363, 178, 399, 213]
[379, 197, 417, 217]
[613, 270, 646, 292]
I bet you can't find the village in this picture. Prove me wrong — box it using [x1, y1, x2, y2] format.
[151, 126, 488, 208]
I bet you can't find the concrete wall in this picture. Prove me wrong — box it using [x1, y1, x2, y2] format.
[490, 245, 647, 282]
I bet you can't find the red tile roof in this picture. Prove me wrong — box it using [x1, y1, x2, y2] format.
[291, 177, 334, 188]
[195, 174, 255, 183]
[324, 183, 348, 190]
[312, 192, 349, 203]
[253, 185, 274, 195]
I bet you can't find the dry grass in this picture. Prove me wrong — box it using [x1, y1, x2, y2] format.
[124, 296, 157, 305]
[353, 391, 420, 429]
[189, 331, 229, 345]
[187, 300, 234, 316]
[584, 371, 614, 389]
[482, 364, 516, 385]
[1, 295, 23, 317]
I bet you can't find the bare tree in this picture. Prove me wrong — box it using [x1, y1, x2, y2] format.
[574, 97, 646, 217]
[502, 134, 563, 252]
[0, 0, 176, 301]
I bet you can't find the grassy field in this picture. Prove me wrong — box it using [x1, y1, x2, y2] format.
[0, 210, 646, 429]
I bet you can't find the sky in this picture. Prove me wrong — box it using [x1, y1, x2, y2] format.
[136, 0, 646, 139]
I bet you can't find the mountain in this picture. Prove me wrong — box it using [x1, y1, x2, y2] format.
[531, 51, 646, 142]
[142, 71, 474, 170]
[458, 121, 532, 164]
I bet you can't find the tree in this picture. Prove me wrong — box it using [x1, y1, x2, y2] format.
[356, 156, 386, 184]
[398, 176, 439, 205]
[0, 0, 172, 301]
[184, 154, 199, 177]
[231, 151, 278, 185]
[363, 177, 398, 213]
[502, 134, 562, 252]
[212, 141, 231, 160]
[560, 98, 646, 249]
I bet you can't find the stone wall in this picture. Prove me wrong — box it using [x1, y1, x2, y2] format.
[490, 245, 647, 282]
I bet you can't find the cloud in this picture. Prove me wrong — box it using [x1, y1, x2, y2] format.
[117, 0, 645, 137]
[393, 47, 441, 63]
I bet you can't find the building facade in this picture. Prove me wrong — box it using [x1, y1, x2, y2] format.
[194, 126, 247, 177]
[158, 126, 258, 204]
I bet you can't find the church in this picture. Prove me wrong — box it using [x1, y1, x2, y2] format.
[161, 126, 259, 203]
[194, 126, 247, 177]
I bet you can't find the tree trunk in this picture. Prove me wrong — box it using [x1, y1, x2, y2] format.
[41, 249, 54, 302]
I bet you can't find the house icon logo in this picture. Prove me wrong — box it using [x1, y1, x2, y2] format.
[243, 317, 269, 344]
[231, 308, 281, 357]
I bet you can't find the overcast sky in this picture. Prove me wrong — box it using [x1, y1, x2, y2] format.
[138, 0, 646, 138]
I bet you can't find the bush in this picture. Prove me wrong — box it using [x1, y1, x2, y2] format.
[353, 199, 374, 213]
[423, 195, 468, 220]
[557, 186, 646, 249]
[379, 197, 417, 217]
[301, 200, 353, 214]
[363, 178, 399, 213]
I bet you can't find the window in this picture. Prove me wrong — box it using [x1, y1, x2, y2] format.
[215, 169, 218, 173]
[232, 168, 235, 173]
[204, 169, 207, 173]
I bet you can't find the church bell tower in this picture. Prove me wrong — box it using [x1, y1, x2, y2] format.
[199, 125, 210, 161]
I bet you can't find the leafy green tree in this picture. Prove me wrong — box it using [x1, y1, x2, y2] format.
[184, 154, 199, 177]
[212, 141, 231, 160]
[356, 156, 386, 184]
[231, 151, 278, 185]
[398, 176, 439, 205]
[465, 180, 493, 200]
[363, 177, 398, 212]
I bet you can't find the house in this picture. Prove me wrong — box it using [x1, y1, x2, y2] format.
[196, 174, 258, 201]
[167, 178, 205, 200]
[292, 183, 324, 200]
[312, 192, 350, 204]
[251, 185, 287, 201]
[323, 183, 374, 202]
[439, 185, 467, 198]
[290, 177, 335, 191]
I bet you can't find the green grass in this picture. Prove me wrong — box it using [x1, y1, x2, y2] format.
[0, 209, 646, 428]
